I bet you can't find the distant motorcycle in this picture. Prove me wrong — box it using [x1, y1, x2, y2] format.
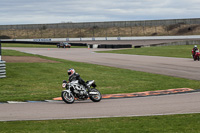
[61, 80, 102, 104]
[192, 49, 200, 61]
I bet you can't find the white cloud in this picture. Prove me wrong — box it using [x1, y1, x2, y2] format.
[0, 0, 200, 25]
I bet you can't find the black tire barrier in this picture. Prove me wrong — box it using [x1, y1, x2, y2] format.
[97, 44, 132, 49]
[68, 43, 87, 46]
[0, 42, 1, 55]
[0, 61, 6, 78]
[134, 45, 143, 48]
[89, 45, 93, 48]
[1, 41, 57, 45]
[1, 41, 88, 47]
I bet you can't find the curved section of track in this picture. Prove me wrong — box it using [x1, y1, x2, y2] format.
[3, 47, 200, 80]
[1, 47, 200, 121]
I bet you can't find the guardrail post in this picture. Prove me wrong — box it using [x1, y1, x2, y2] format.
[0, 41, 6, 78]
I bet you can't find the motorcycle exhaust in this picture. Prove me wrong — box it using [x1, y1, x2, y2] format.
[89, 92, 98, 95]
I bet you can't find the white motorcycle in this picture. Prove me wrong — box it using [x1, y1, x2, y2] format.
[61, 80, 102, 104]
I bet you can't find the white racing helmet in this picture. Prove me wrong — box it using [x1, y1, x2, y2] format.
[68, 68, 75, 77]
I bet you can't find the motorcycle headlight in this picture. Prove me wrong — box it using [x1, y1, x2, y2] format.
[62, 83, 67, 88]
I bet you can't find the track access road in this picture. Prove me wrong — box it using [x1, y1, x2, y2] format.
[3, 47, 200, 80]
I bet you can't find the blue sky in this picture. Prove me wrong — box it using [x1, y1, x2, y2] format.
[0, 0, 200, 25]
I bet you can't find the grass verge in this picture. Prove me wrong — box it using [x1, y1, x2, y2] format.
[97, 45, 199, 58]
[0, 113, 200, 132]
[1, 49, 200, 101]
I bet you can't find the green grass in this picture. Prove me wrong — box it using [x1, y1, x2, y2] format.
[1, 49, 200, 102]
[2, 49, 35, 56]
[0, 113, 200, 133]
[1, 43, 87, 48]
[1, 47, 200, 133]
[97, 45, 198, 58]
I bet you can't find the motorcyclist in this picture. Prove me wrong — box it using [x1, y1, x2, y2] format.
[67, 68, 89, 96]
[192, 45, 199, 58]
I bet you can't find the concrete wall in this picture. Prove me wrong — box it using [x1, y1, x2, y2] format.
[1, 35, 200, 42]
[145, 40, 200, 47]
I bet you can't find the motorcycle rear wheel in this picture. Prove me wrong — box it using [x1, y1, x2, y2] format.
[89, 88, 102, 102]
[61, 91, 75, 104]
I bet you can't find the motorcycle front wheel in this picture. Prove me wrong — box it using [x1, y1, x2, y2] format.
[61, 91, 75, 104]
[89, 88, 102, 102]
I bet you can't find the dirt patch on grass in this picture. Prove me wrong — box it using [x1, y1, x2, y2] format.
[2, 56, 60, 63]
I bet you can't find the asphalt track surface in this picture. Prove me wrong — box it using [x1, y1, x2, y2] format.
[1, 46, 200, 121]
[1, 92, 200, 121]
[3, 47, 200, 80]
